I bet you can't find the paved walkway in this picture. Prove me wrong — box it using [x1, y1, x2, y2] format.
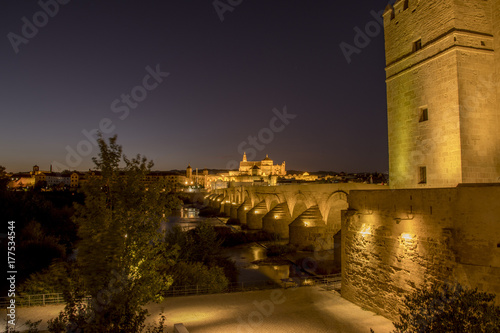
[2, 287, 394, 332]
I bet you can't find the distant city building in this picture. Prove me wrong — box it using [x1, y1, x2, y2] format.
[184, 153, 287, 190]
[6, 154, 287, 191]
[237, 152, 286, 176]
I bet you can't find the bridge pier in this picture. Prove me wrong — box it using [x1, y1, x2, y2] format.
[237, 199, 253, 225]
[247, 200, 268, 230]
[206, 194, 216, 207]
[289, 205, 333, 250]
[262, 203, 292, 238]
[211, 183, 385, 246]
[230, 203, 239, 219]
[222, 198, 231, 216]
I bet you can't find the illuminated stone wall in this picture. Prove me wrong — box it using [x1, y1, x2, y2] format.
[384, 0, 500, 188]
[341, 185, 500, 320]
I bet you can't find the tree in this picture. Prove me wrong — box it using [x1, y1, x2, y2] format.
[0, 165, 8, 191]
[164, 223, 238, 286]
[391, 282, 500, 333]
[16, 220, 66, 285]
[52, 135, 179, 332]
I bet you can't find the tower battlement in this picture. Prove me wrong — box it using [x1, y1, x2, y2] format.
[383, 0, 493, 66]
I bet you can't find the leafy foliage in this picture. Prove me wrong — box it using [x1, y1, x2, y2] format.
[165, 223, 238, 286]
[392, 282, 500, 333]
[0, 165, 8, 191]
[0, 188, 79, 297]
[18, 261, 77, 295]
[172, 262, 228, 292]
[50, 135, 178, 332]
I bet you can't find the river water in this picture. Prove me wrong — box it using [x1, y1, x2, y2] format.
[166, 207, 337, 284]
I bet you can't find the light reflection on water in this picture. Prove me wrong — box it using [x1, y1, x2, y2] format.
[165, 207, 295, 283]
[223, 242, 291, 284]
[164, 207, 219, 232]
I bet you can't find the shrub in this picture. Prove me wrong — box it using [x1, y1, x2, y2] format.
[172, 262, 229, 293]
[391, 282, 500, 333]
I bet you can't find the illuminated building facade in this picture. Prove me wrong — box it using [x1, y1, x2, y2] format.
[238, 152, 286, 176]
[384, 0, 500, 188]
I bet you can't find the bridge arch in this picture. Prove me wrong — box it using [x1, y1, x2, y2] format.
[288, 191, 315, 220]
[264, 193, 281, 211]
[323, 190, 349, 233]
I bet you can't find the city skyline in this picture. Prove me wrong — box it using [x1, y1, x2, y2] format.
[1, 1, 391, 173]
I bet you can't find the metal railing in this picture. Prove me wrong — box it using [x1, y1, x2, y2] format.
[0, 293, 66, 308]
[0, 274, 341, 308]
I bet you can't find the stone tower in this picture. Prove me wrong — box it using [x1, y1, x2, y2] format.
[384, 0, 500, 189]
[186, 164, 192, 179]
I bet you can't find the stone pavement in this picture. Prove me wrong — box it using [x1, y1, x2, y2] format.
[2, 286, 394, 332]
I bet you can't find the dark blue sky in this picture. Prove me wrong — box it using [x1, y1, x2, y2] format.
[1, 0, 392, 173]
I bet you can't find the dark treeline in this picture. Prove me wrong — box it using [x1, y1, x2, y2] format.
[1, 187, 83, 296]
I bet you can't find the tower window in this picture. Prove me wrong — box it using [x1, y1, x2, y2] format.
[481, 41, 485, 46]
[419, 108, 428, 122]
[419, 166, 427, 184]
[413, 39, 422, 52]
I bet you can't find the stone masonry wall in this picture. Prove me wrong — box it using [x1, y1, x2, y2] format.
[341, 185, 500, 320]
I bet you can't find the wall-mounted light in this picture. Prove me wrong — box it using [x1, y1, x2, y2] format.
[401, 233, 413, 240]
[304, 222, 309, 227]
[360, 224, 371, 236]
[394, 213, 414, 224]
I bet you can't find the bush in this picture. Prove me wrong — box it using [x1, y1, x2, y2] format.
[18, 261, 74, 295]
[391, 282, 500, 333]
[171, 262, 229, 293]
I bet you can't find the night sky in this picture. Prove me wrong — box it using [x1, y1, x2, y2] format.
[1, 0, 392, 173]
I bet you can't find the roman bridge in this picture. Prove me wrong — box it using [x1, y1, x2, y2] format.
[206, 183, 386, 250]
